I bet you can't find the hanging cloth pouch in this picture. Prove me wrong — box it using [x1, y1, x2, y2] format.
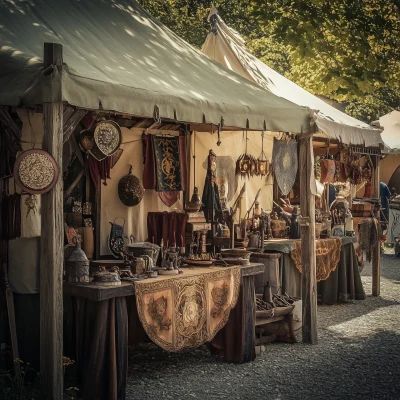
[108, 217, 125, 258]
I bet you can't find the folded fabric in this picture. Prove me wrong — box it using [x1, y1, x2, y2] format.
[88, 155, 111, 188]
[147, 211, 187, 247]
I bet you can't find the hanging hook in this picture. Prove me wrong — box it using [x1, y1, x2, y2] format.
[217, 123, 221, 146]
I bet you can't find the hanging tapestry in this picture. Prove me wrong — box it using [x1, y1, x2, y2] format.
[152, 135, 182, 192]
[134, 266, 241, 351]
[290, 238, 342, 281]
[158, 191, 180, 207]
[272, 138, 298, 196]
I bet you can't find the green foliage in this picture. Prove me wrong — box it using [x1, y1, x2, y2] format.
[138, 0, 399, 123]
[251, 0, 400, 104]
[345, 88, 400, 123]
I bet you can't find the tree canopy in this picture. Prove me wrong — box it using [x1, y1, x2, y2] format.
[138, 0, 400, 123]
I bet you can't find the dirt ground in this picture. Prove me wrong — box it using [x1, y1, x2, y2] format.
[127, 253, 400, 400]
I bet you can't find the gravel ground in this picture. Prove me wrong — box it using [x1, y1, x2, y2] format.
[127, 254, 400, 400]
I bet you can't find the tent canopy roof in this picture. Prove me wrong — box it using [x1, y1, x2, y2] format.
[0, 0, 311, 133]
[202, 9, 382, 147]
[378, 110, 400, 151]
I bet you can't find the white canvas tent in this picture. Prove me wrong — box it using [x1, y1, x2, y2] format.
[0, 0, 311, 134]
[202, 8, 382, 147]
[377, 111, 400, 150]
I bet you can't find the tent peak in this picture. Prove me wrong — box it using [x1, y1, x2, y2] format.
[207, 4, 219, 22]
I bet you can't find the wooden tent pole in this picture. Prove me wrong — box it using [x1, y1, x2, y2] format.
[299, 133, 317, 344]
[372, 155, 381, 296]
[40, 42, 64, 399]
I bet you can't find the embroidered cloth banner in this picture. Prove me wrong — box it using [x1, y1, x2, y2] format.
[152, 135, 182, 192]
[290, 238, 342, 282]
[134, 266, 241, 351]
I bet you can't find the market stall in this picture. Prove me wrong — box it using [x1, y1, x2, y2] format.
[202, 8, 383, 302]
[0, 1, 316, 399]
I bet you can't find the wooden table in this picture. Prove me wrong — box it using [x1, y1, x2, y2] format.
[64, 263, 263, 400]
[257, 237, 364, 304]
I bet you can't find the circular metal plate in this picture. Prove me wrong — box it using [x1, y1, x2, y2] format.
[14, 149, 59, 194]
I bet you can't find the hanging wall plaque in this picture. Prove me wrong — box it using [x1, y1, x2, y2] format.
[89, 120, 122, 161]
[14, 149, 59, 194]
[272, 138, 298, 196]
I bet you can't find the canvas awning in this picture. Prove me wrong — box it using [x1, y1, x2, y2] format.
[0, 0, 311, 133]
[202, 8, 382, 147]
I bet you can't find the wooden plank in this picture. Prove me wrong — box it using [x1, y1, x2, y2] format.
[64, 282, 134, 302]
[2, 260, 19, 362]
[41, 42, 64, 400]
[241, 275, 256, 362]
[372, 156, 381, 296]
[255, 315, 285, 326]
[63, 169, 84, 199]
[239, 263, 264, 277]
[69, 132, 85, 166]
[299, 134, 318, 344]
[62, 105, 74, 124]
[95, 176, 101, 260]
[63, 109, 87, 144]
[134, 118, 153, 128]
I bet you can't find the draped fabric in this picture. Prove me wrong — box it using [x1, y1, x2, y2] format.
[290, 238, 342, 282]
[0, 107, 22, 180]
[88, 155, 111, 189]
[2, 194, 21, 240]
[147, 211, 187, 247]
[134, 266, 241, 352]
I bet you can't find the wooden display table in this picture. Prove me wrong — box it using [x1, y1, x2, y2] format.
[64, 263, 263, 399]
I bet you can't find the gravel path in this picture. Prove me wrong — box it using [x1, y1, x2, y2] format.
[127, 254, 400, 399]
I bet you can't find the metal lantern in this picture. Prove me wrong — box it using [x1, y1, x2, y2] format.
[66, 235, 89, 283]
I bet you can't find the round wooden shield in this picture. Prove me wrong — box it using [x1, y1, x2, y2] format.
[13, 149, 59, 194]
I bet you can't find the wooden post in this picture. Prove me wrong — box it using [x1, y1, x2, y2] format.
[41, 42, 64, 399]
[299, 134, 317, 344]
[372, 155, 380, 296]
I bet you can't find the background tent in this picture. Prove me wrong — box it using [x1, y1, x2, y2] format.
[0, 0, 311, 133]
[378, 111, 400, 150]
[202, 8, 382, 147]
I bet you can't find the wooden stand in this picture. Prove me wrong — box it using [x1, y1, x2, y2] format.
[299, 134, 318, 344]
[40, 42, 64, 399]
[372, 155, 380, 296]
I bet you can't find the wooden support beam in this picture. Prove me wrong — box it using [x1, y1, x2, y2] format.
[372, 155, 381, 296]
[134, 118, 153, 128]
[300, 134, 318, 344]
[40, 42, 64, 399]
[63, 108, 87, 144]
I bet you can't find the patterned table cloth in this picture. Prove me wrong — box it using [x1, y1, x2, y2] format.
[134, 266, 241, 351]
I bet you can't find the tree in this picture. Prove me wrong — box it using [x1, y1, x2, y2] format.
[251, 0, 400, 121]
[138, 0, 399, 123]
